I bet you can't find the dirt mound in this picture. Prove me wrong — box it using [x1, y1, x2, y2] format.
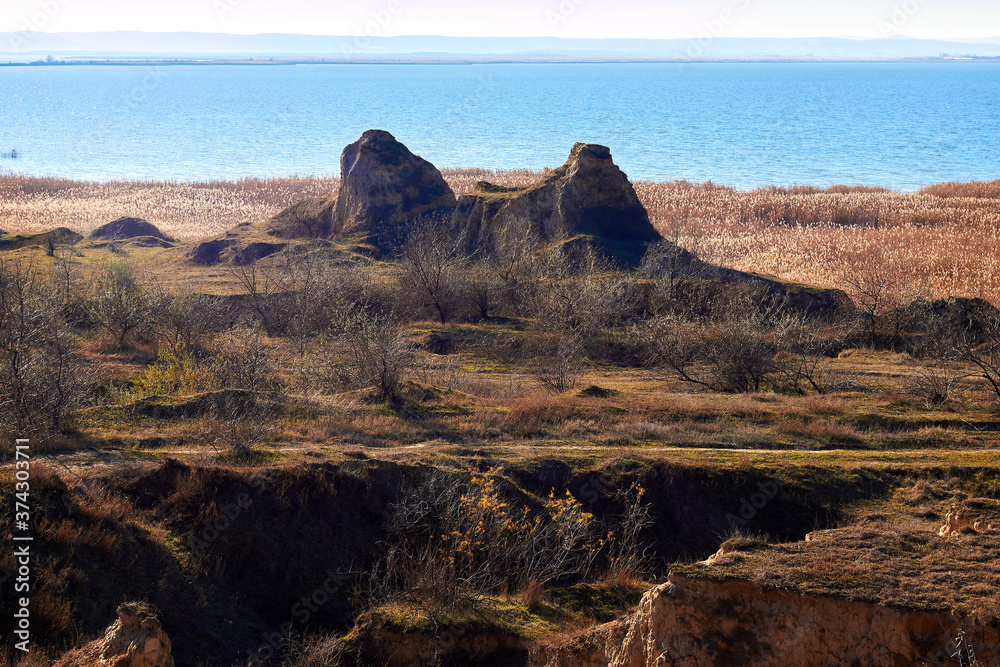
[0, 227, 83, 251]
[127, 389, 257, 420]
[90, 217, 174, 242]
[264, 194, 338, 239]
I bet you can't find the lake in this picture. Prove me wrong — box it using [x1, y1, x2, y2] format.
[0, 61, 997, 189]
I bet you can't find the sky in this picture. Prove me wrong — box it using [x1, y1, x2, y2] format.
[3, 0, 999, 41]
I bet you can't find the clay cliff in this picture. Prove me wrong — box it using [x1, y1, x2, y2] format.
[531, 574, 999, 667]
[54, 604, 175, 667]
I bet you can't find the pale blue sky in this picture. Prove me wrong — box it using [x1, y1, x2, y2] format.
[3, 0, 999, 40]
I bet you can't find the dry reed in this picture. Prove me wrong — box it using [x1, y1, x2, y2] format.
[3, 170, 1000, 303]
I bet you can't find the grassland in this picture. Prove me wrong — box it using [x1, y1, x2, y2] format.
[2, 172, 1000, 665]
[4, 171, 1000, 302]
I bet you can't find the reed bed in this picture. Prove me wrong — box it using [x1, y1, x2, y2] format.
[2, 170, 1000, 303]
[0, 173, 339, 241]
[635, 180, 1000, 304]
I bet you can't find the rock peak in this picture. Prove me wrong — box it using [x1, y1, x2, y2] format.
[333, 129, 457, 249]
[569, 142, 613, 161]
[452, 142, 660, 267]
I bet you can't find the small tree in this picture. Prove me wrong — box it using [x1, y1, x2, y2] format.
[842, 254, 925, 349]
[0, 259, 93, 434]
[400, 218, 470, 323]
[89, 258, 154, 349]
[344, 313, 412, 402]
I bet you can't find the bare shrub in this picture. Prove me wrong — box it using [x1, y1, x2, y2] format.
[639, 285, 807, 393]
[87, 258, 155, 349]
[0, 259, 94, 434]
[638, 238, 702, 316]
[906, 363, 972, 408]
[605, 482, 655, 579]
[343, 313, 413, 402]
[209, 328, 277, 396]
[535, 246, 633, 342]
[530, 331, 586, 394]
[960, 310, 1000, 405]
[202, 395, 280, 462]
[154, 287, 232, 352]
[279, 634, 346, 667]
[228, 247, 357, 341]
[841, 253, 926, 349]
[400, 217, 470, 323]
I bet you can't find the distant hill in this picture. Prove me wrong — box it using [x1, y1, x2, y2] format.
[2, 32, 1000, 60]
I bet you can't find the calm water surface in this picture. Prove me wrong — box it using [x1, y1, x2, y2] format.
[0, 62, 997, 189]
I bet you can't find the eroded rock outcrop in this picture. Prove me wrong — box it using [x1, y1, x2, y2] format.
[452, 143, 660, 267]
[189, 130, 454, 263]
[939, 510, 995, 536]
[55, 604, 174, 667]
[533, 575, 1000, 667]
[334, 129, 457, 249]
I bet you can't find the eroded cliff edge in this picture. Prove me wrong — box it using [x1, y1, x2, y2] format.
[534, 574, 999, 667]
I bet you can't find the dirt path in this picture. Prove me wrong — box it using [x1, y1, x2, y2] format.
[10, 440, 1000, 481]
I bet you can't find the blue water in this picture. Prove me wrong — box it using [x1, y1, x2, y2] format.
[0, 62, 998, 190]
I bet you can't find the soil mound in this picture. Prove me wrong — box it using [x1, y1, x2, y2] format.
[0, 227, 83, 251]
[90, 217, 174, 243]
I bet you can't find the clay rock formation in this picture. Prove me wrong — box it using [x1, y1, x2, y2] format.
[334, 129, 457, 249]
[54, 604, 174, 667]
[0, 227, 83, 251]
[452, 142, 660, 267]
[532, 575, 1000, 667]
[939, 510, 995, 536]
[190, 130, 454, 263]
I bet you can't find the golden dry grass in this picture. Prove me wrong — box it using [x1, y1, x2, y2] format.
[3, 171, 1000, 302]
[0, 173, 339, 242]
[637, 179, 1000, 304]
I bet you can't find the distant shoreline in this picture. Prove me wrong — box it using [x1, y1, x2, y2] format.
[2, 56, 1000, 67]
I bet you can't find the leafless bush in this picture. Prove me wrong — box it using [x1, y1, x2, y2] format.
[154, 287, 232, 352]
[87, 258, 155, 349]
[959, 311, 1000, 405]
[530, 331, 586, 393]
[229, 248, 362, 341]
[841, 253, 928, 349]
[209, 328, 278, 396]
[906, 364, 972, 407]
[639, 285, 806, 393]
[198, 328, 282, 460]
[202, 395, 280, 462]
[775, 317, 854, 395]
[279, 634, 346, 667]
[535, 247, 633, 342]
[605, 482, 655, 578]
[638, 238, 702, 316]
[400, 217, 470, 323]
[343, 313, 413, 402]
[0, 259, 94, 434]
